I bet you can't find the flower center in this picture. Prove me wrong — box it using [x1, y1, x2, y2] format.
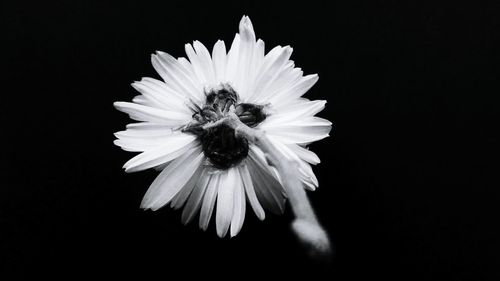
[200, 123, 249, 169]
[183, 84, 267, 169]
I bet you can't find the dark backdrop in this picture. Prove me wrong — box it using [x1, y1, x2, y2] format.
[2, 1, 498, 280]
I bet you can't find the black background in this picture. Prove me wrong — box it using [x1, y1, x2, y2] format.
[2, 0, 499, 280]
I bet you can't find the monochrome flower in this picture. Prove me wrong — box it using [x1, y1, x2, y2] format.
[114, 16, 332, 238]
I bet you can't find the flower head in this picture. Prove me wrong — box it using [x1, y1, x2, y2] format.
[114, 16, 332, 237]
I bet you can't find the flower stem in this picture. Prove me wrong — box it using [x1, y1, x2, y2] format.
[214, 113, 332, 259]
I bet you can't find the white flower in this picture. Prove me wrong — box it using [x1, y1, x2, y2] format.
[114, 15, 332, 238]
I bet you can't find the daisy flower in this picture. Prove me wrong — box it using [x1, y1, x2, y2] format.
[114, 16, 332, 242]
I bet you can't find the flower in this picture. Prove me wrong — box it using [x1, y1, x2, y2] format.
[114, 15, 332, 238]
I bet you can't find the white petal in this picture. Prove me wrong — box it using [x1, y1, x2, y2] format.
[194, 41, 217, 84]
[286, 144, 321, 165]
[248, 46, 293, 103]
[116, 125, 174, 137]
[114, 101, 191, 125]
[239, 165, 265, 220]
[199, 173, 219, 230]
[212, 40, 227, 83]
[170, 164, 205, 210]
[249, 39, 265, 91]
[113, 140, 142, 152]
[181, 171, 211, 224]
[185, 42, 214, 86]
[265, 100, 326, 125]
[120, 123, 179, 153]
[152, 52, 203, 103]
[114, 134, 174, 152]
[177, 57, 199, 85]
[257, 67, 303, 104]
[251, 61, 296, 103]
[232, 15, 256, 99]
[239, 16, 256, 42]
[122, 133, 197, 172]
[298, 162, 319, 190]
[216, 169, 236, 238]
[268, 74, 319, 107]
[262, 117, 332, 145]
[131, 78, 191, 113]
[153, 163, 168, 172]
[131, 95, 152, 107]
[301, 178, 317, 191]
[124, 122, 176, 132]
[157, 52, 203, 94]
[114, 127, 176, 152]
[225, 34, 240, 87]
[247, 147, 286, 215]
[140, 146, 204, 210]
[230, 168, 246, 237]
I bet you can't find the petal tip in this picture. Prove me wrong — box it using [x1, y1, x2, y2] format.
[139, 200, 150, 209]
[216, 229, 226, 238]
[239, 15, 255, 41]
[113, 101, 125, 109]
[230, 230, 239, 238]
